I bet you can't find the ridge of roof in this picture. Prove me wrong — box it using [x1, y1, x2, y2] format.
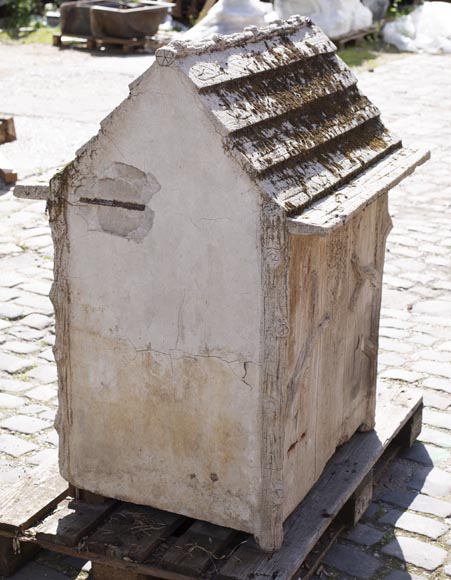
[155, 15, 313, 65]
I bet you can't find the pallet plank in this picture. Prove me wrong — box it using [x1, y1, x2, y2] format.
[0, 461, 69, 533]
[0, 536, 39, 577]
[0, 151, 17, 184]
[161, 520, 237, 575]
[219, 387, 422, 580]
[87, 503, 185, 563]
[0, 116, 16, 144]
[33, 497, 117, 546]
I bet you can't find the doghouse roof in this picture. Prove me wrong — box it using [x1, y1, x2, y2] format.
[152, 16, 427, 234]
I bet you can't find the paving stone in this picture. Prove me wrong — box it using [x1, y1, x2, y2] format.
[381, 369, 423, 383]
[401, 442, 450, 466]
[6, 562, 70, 580]
[380, 508, 448, 539]
[8, 326, 45, 341]
[412, 361, 451, 379]
[46, 430, 58, 446]
[0, 318, 11, 330]
[20, 280, 50, 296]
[14, 292, 53, 314]
[39, 348, 55, 363]
[0, 352, 34, 374]
[0, 414, 52, 434]
[407, 334, 436, 347]
[409, 466, 451, 498]
[0, 392, 25, 408]
[416, 350, 451, 363]
[445, 564, 451, 576]
[0, 433, 37, 457]
[1, 271, 26, 287]
[323, 543, 382, 579]
[345, 523, 385, 546]
[384, 572, 428, 580]
[440, 341, 451, 351]
[381, 490, 451, 517]
[413, 299, 451, 316]
[419, 426, 451, 448]
[26, 364, 57, 384]
[0, 378, 32, 393]
[27, 448, 58, 467]
[423, 377, 451, 394]
[380, 338, 414, 354]
[379, 327, 410, 339]
[0, 464, 31, 486]
[381, 536, 447, 571]
[25, 384, 57, 402]
[379, 353, 407, 367]
[421, 390, 451, 410]
[423, 409, 451, 430]
[362, 502, 381, 520]
[20, 313, 52, 330]
[0, 302, 26, 320]
[2, 340, 40, 354]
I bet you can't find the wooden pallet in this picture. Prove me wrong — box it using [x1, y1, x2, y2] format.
[53, 33, 148, 54]
[0, 117, 16, 145]
[0, 385, 422, 580]
[0, 151, 17, 185]
[333, 25, 379, 50]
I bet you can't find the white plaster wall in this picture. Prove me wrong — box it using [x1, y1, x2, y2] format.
[59, 64, 264, 532]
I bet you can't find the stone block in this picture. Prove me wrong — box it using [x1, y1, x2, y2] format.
[0, 415, 52, 434]
[381, 536, 447, 571]
[381, 490, 451, 518]
[379, 508, 448, 539]
[0, 434, 37, 457]
[324, 543, 382, 578]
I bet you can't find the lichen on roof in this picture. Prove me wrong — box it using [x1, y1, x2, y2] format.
[156, 17, 402, 216]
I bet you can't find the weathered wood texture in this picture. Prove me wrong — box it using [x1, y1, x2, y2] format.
[0, 116, 16, 144]
[283, 194, 391, 520]
[0, 536, 39, 577]
[219, 388, 422, 580]
[0, 385, 421, 580]
[0, 151, 17, 184]
[0, 461, 68, 534]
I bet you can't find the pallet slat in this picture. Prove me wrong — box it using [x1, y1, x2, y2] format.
[218, 388, 422, 580]
[87, 503, 185, 563]
[161, 520, 237, 575]
[33, 497, 117, 546]
[0, 461, 69, 534]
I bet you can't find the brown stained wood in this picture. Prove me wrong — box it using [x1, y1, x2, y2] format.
[91, 562, 149, 580]
[288, 147, 430, 236]
[33, 497, 116, 546]
[218, 387, 422, 580]
[0, 536, 39, 577]
[0, 151, 17, 184]
[87, 504, 185, 563]
[161, 520, 237, 575]
[399, 403, 423, 448]
[0, 117, 16, 144]
[0, 460, 69, 533]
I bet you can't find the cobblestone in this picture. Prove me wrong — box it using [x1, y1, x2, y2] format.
[324, 543, 382, 578]
[0, 415, 52, 434]
[382, 537, 447, 571]
[1, 45, 450, 580]
[379, 509, 448, 540]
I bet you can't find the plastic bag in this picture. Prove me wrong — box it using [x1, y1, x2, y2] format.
[273, 0, 373, 38]
[183, 0, 275, 40]
[383, 2, 451, 53]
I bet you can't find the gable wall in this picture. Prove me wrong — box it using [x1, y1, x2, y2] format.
[54, 63, 266, 532]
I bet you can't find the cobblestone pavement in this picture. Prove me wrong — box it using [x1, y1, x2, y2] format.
[0, 45, 451, 579]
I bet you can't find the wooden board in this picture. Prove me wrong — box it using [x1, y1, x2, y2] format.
[33, 497, 116, 546]
[0, 117, 16, 144]
[0, 151, 17, 185]
[0, 461, 69, 534]
[218, 388, 422, 580]
[0, 385, 421, 580]
[53, 33, 148, 53]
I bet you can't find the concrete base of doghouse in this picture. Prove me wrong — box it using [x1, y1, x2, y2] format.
[0, 385, 422, 580]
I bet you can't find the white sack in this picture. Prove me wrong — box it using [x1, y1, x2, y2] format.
[274, 0, 373, 38]
[183, 0, 275, 40]
[383, 2, 451, 53]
